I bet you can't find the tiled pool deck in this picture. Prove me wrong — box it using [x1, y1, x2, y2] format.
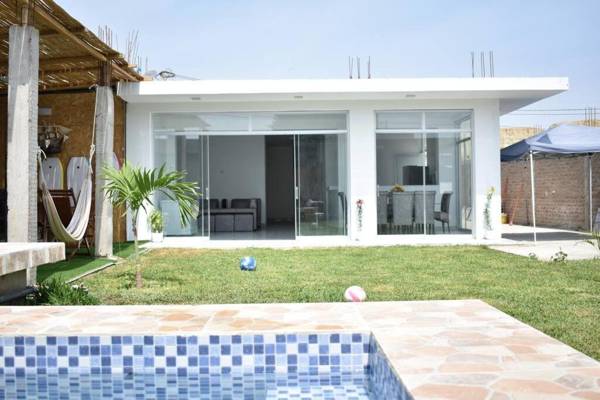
[0, 300, 599, 399]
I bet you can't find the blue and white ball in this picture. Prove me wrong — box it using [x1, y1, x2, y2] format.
[240, 256, 257, 271]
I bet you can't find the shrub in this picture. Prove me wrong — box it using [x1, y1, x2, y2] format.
[26, 278, 99, 305]
[550, 249, 568, 263]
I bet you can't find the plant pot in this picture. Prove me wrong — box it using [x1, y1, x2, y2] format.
[354, 228, 365, 242]
[483, 229, 494, 240]
[151, 231, 164, 243]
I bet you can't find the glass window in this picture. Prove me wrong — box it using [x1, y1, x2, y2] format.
[152, 113, 249, 132]
[198, 113, 249, 132]
[376, 110, 472, 235]
[153, 134, 209, 237]
[152, 113, 208, 132]
[153, 112, 347, 134]
[376, 111, 422, 130]
[425, 111, 472, 130]
[253, 112, 347, 131]
[153, 112, 211, 238]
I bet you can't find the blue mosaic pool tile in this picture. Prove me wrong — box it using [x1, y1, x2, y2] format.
[367, 336, 413, 400]
[0, 333, 371, 376]
[0, 333, 410, 399]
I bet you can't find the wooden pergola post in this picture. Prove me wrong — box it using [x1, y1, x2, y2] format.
[94, 62, 114, 257]
[7, 3, 39, 243]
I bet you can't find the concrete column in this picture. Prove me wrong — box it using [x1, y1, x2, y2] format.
[347, 107, 377, 240]
[7, 25, 39, 242]
[472, 100, 502, 240]
[94, 86, 114, 257]
[124, 104, 151, 241]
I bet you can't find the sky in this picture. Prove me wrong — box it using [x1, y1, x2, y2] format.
[60, 0, 600, 128]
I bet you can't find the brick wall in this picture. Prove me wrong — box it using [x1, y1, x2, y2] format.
[0, 91, 128, 242]
[501, 154, 600, 230]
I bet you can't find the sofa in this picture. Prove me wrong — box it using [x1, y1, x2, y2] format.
[199, 198, 262, 232]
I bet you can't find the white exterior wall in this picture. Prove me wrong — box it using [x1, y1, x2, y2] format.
[472, 100, 501, 240]
[125, 99, 501, 242]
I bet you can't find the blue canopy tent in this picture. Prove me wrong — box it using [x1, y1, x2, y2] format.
[501, 124, 600, 242]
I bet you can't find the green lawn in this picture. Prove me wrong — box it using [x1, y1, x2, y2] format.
[81, 246, 600, 360]
[37, 242, 138, 283]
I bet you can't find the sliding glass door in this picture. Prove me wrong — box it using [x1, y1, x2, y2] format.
[376, 110, 472, 235]
[153, 111, 348, 240]
[153, 129, 210, 238]
[295, 133, 347, 236]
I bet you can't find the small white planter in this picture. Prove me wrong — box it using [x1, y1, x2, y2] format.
[151, 231, 164, 243]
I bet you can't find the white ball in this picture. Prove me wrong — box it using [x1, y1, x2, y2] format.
[344, 286, 367, 302]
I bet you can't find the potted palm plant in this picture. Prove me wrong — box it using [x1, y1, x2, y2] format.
[103, 163, 199, 288]
[149, 209, 164, 243]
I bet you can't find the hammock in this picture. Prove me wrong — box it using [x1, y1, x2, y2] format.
[38, 89, 98, 244]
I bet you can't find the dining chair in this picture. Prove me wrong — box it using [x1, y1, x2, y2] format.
[434, 192, 452, 233]
[377, 192, 390, 233]
[392, 192, 414, 234]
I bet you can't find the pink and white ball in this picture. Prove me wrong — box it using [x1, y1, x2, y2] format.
[344, 286, 367, 302]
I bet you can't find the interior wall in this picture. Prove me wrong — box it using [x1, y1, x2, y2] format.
[376, 136, 422, 185]
[0, 90, 127, 242]
[209, 135, 267, 224]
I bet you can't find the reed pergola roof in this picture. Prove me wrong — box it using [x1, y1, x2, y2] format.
[0, 0, 144, 91]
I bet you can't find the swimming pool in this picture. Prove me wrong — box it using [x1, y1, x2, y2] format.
[0, 332, 411, 399]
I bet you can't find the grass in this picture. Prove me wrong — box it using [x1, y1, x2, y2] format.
[81, 245, 600, 360]
[37, 242, 138, 283]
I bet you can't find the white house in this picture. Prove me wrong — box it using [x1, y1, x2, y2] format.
[119, 77, 567, 245]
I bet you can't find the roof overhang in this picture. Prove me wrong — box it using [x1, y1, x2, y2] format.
[118, 77, 568, 115]
[0, 0, 143, 91]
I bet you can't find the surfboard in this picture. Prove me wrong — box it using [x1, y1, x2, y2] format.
[41, 157, 64, 190]
[67, 156, 90, 205]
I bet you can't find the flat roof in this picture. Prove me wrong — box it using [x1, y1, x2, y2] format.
[118, 77, 568, 114]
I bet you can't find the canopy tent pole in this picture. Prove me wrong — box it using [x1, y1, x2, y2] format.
[590, 154, 594, 232]
[529, 151, 537, 243]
